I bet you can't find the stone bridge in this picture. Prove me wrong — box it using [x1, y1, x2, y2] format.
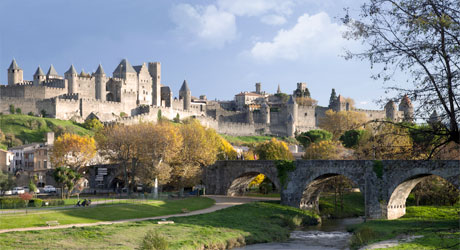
[204, 160, 459, 219]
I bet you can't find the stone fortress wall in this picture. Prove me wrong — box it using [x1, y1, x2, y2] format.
[1, 59, 414, 137]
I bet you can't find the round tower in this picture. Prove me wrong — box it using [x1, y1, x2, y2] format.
[246, 107, 254, 124]
[261, 102, 270, 124]
[399, 95, 414, 122]
[95, 64, 106, 100]
[33, 66, 46, 85]
[7, 59, 23, 85]
[179, 80, 191, 110]
[287, 114, 295, 137]
[287, 95, 298, 122]
[64, 65, 78, 94]
[385, 100, 397, 121]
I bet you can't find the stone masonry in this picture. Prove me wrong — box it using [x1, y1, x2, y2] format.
[204, 160, 459, 219]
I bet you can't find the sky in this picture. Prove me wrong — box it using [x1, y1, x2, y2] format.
[0, 0, 401, 109]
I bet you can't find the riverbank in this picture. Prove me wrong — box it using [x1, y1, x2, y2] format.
[349, 204, 460, 249]
[0, 199, 320, 249]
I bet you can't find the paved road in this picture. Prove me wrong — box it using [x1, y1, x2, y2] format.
[0, 195, 279, 234]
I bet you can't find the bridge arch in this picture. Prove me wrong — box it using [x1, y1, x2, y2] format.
[227, 171, 278, 196]
[299, 173, 363, 212]
[386, 170, 459, 220]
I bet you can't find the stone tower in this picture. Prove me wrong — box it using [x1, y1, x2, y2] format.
[287, 95, 297, 135]
[246, 107, 254, 124]
[95, 64, 106, 101]
[261, 102, 270, 124]
[113, 59, 137, 93]
[179, 80, 191, 110]
[7, 59, 23, 85]
[255, 83, 261, 94]
[287, 114, 295, 137]
[328, 88, 337, 108]
[148, 62, 161, 106]
[385, 100, 397, 121]
[33, 66, 46, 85]
[398, 95, 414, 122]
[277, 84, 281, 94]
[64, 65, 78, 93]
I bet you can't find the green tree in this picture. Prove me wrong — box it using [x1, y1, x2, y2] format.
[83, 118, 104, 131]
[9, 105, 15, 114]
[0, 171, 15, 192]
[15, 108, 21, 114]
[254, 138, 293, 160]
[344, 0, 460, 152]
[53, 167, 81, 199]
[297, 129, 332, 148]
[340, 129, 367, 148]
[28, 180, 38, 194]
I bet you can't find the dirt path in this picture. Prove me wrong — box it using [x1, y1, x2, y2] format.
[0, 195, 278, 234]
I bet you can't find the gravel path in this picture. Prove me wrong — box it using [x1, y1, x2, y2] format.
[0, 195, 278, 234]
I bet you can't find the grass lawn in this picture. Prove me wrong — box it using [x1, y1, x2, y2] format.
[0, 114, 92, 149]
[319, 192, 364, 218]
[0, 197, 214, 230]
[348, 204, 460, 249]
[0, 201, 320, 250]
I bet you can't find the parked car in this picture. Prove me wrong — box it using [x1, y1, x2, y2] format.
[23, 187, 30, 193]
[2, 190, 12, 196]
[43, 185, 57, 193]
[12, 187, 25, 195]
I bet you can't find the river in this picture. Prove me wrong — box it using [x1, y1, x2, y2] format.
[234, 217, 364, 250]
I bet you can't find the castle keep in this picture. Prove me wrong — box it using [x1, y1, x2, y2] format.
[1, 59, 413, 137]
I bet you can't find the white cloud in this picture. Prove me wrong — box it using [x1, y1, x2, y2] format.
[359, 101, 368, 105]
[171, 4, 237, 49]
[217, 0, 294, 17]
[260, 15, 287, 26]
[249, 12, 348, 61]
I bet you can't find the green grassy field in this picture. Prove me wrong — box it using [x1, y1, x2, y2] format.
[0, 197, 214, 230]
[0, 201, 320, 250]
[319, 192, 364, 218]
[0, 114, 92, 149]
[348, 204, 460, 249]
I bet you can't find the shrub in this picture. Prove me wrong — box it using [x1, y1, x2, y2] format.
[9, 105, 15, 114]
[30, 198, 43, 208]
[27, 111, 34, 116]
[0, 197, 27, 208]
[340, 129, 366, 148]
[15, 108, 21, 114]
[139, 230, 169, 250]
[296, 129, 332, 148]
[42, 199, 65, 206]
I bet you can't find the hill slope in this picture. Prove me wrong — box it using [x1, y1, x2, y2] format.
[0, 114, 92, 149]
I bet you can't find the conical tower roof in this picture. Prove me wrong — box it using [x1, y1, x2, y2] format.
[113, 59, 136, 75]
[34, 66, 45, 76]
[287, 95, 296, 104]
[95, 64, 105, 75]
[8, 59, 21, 70]
[277, 84, 281, 94]
[65, 65, 77, 75]
[287, 114, 294, 122]
[47, 64, 59, 76]
[80, 69, 86, 76]
[179, 80, 190, 92]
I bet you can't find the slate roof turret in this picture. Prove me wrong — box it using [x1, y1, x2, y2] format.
[8, 59, 21, 70]
[47, 65, 59, 76]
[179, 80, 190, 92]
[287, 95, 296, 104]
[34, 66, 45, 76]
[113, 59, 136, 75]
[95, 64, 105, 75]
[65, 65, 77, 75]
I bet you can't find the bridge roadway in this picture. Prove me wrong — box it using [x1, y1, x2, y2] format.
[204, 160, 459, 219]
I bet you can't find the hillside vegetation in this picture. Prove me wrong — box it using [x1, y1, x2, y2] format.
[221, 134, 297, 146]
[0, 114, 92, 149]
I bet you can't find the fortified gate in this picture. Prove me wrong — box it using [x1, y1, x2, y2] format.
[204, 160, 459, 219]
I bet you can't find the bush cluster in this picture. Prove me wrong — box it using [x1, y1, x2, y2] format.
[42, 199, 65, 206]
[0, 197, 44, 208]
